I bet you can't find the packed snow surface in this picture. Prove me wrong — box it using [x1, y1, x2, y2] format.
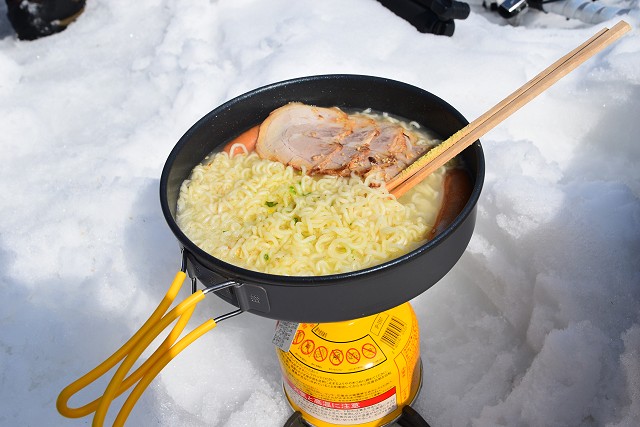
[1, 1, 639, 426]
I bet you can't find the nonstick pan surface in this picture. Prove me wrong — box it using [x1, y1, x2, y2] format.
[160, 74, 484, 323]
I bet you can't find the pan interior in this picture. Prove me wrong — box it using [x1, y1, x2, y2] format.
[160, 75, 484, 286]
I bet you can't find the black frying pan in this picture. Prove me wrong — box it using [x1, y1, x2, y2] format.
[160, 74, 485, 323]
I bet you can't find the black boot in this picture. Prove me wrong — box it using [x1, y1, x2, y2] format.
[6, 0, 86, 40]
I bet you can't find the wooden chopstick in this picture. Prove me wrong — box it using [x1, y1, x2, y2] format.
[387, 20, 632, 198]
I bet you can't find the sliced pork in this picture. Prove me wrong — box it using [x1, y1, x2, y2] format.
[255, 102, 431, 182]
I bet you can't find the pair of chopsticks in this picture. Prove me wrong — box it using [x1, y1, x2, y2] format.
[387, 20, 632, 198]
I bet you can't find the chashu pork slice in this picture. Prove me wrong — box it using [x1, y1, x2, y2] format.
[255, 103, 349, 171]
[358, 124, 430, 182]
[255, 102, 430, 182]
[313, 114, 380, 176]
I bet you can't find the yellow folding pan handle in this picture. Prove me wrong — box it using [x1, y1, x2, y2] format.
[56, 263, 241, 427]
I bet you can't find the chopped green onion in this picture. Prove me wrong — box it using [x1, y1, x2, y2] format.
[265, 201, 278, 207]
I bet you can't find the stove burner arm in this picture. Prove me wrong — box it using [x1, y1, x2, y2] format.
[283, 405, 432, 427]
[398, 405, 432, 426]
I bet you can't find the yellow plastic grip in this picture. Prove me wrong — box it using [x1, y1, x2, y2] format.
[114, 318, 217, 426]
[56, 271, 216, 426]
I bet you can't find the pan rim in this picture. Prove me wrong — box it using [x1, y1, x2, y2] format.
[160, 74, 485, 287]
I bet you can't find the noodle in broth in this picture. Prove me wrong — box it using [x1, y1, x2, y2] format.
[176, 150, 446, 276]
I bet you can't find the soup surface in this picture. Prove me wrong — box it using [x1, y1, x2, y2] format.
[176, 107, 457, 276]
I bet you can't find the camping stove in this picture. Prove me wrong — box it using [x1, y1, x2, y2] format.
[274, 303, 430, 427]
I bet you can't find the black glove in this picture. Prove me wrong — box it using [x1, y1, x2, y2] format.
[6, 0, 86, 40]
[378, 0, 470, 36]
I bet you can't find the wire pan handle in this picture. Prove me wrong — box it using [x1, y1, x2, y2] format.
[56, 271, 240, 426]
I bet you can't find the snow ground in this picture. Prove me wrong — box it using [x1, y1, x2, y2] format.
[0, 0, 639, 426]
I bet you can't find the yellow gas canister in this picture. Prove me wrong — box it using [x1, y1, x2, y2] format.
[275, 303, 421, 427]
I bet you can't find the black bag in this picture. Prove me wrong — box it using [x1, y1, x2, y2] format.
[6, 0, 86, 40]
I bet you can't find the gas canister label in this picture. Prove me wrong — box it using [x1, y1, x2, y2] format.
[276, 304, 421, 427]
[284, 378, 397, 425]
[272, 320, 299, 351]
[289, 330, 387, 374]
